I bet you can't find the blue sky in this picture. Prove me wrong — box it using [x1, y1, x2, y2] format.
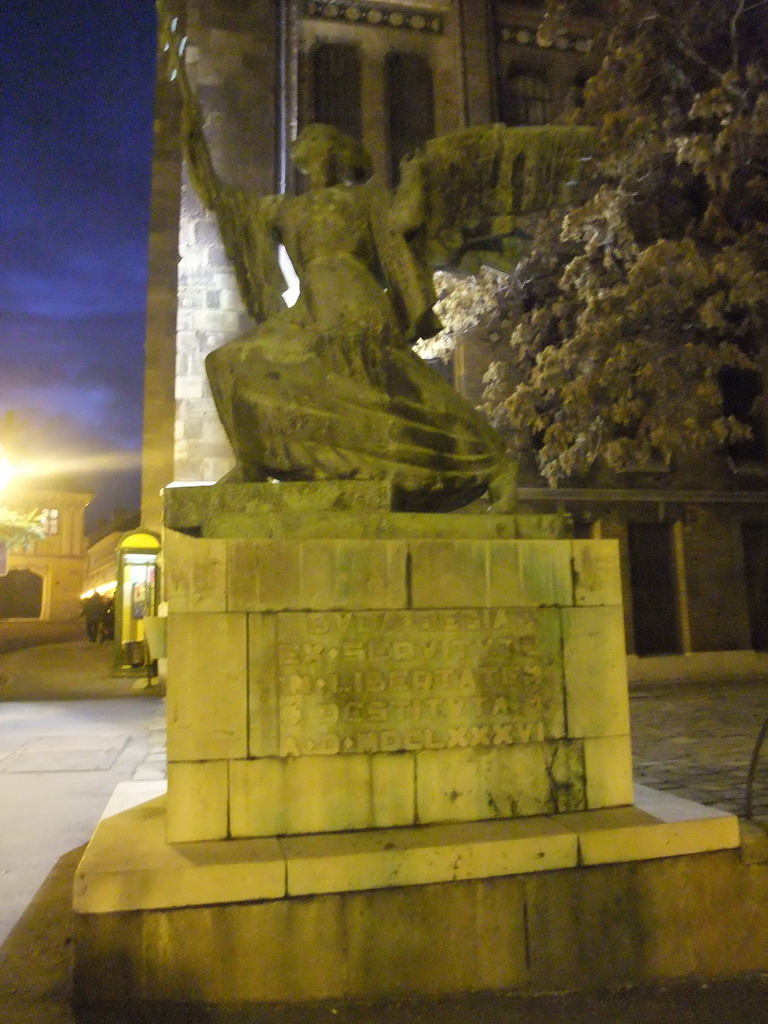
[0, 0, 157, 527]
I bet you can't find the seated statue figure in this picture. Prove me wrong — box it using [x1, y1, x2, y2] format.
[158, 7, 593, 512]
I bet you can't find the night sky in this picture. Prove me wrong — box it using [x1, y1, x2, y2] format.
[0, 0, 157, 529]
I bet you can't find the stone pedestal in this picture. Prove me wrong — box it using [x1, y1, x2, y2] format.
[72, 485, 743, 1009]
[160, 496, 632, 845]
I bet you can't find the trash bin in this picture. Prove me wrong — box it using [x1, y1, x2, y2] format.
[143, 617, 167, 660]
[123, 640, 146, 668]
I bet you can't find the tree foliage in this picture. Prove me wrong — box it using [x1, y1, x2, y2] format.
[416, 268, 517, 365]
[484, 0, 768, 484]
[0, 507, 45, 550]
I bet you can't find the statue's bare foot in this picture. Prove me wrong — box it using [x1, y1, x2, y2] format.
[488, 462, 518, 513]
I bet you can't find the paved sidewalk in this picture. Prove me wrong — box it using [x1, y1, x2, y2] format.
[1, 641, 768, 1023]
[0, 638, 165, 1024]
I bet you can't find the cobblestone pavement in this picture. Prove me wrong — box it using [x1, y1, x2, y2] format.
[630, 678, 768, 819]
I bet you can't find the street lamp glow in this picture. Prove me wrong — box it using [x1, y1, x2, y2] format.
[0, 456, 13, 494]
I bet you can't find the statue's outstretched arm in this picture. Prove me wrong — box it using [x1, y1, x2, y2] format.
[156, 2, 285, 322]
[157, 2, 221, 211]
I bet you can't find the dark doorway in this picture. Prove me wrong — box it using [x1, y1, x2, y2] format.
[386, 52, 434, 186]
[312, 43, 362, 141]
[742, 523, 768, 650]
[0, 569, 43, 618]
[719, 367, 766, 464]
[628, 523, 681, 656]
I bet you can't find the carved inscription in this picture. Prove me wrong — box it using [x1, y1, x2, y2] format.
[276, 609, 564, 756]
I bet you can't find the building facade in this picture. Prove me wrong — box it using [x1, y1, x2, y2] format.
[142, 0, 768, 669]
[0, 486, 92, 620]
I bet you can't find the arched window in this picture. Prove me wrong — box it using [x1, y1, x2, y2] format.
[312, 43, 362, 140]
[386, 52, 435, 186]
[503, 71, 552, 126]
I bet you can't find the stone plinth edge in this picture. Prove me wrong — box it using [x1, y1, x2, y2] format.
[74, 782, 738, 915]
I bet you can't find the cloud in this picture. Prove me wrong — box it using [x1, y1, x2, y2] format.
[0, 309, 145, 444]
[0, 308, 145, 525]
[0, 403, 143, 531]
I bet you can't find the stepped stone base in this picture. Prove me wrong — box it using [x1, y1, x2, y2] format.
[73, 486, 757, 1009]
[72, 782, 746, 1007]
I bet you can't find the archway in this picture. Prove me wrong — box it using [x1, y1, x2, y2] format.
[0, 568, 43, 618]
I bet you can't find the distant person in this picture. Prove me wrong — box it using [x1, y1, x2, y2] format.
[100, 598, 115, 643]
[83, 592, 104, 643]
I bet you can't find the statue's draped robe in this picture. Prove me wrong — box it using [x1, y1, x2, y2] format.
[206, 181, 506, 510]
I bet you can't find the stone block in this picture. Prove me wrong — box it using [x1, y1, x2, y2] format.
[228, 539, 301, 610]
[166, 612, 248, 762]
[122, 878, 530, 1004]
[409, 539, 575, 609]
[72, 911, 143, 1003]
[573, 539, 623, 606]
[229, 758, 283, 837]
[558, 786, 739, 865]
[228, 539, 408, 611]
[248, 612, 279, 757]
[75, 789, 284, 912]
[488, 540, 573, 607]
[409, 540, 487, 607]
[524, 859, 652, 990]
[416, 741, 585, 824]
[583, 735, 634, 809]
[341, 879, 530, 997]
[634, 850, 768, 978]
[562, 606, 630, 738]
[282, 817, 578, 897]
[229, 754, 416, 837]
[164, 480, 393, 533]
[200, 510, 558, 542]
[371, 754, 416, 827]
[166, 761, 229, 843]
[163, 528, 227, 613]
[299, 539, 408, 610]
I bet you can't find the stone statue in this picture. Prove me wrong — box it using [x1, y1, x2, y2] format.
[158, 6, 593, 513]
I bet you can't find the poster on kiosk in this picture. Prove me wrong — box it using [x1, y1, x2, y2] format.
[114, 530, 160, 670]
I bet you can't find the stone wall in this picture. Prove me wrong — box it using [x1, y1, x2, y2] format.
[141, 50, 183, 530]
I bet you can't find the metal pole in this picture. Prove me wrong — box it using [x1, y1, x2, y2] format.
[745, 710, 768, 819]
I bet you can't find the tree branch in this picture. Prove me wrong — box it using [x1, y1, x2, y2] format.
[730, 0, 746, 72]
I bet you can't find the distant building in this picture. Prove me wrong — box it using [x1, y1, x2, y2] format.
[0, 485, 92, 620]
[82, 509, 141, 599]
[142, 0, 768, 677]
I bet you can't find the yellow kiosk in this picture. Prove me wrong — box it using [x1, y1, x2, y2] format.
[114, 529, 160, 672]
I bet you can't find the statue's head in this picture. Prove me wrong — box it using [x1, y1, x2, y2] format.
[292, 124, 373, 189]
